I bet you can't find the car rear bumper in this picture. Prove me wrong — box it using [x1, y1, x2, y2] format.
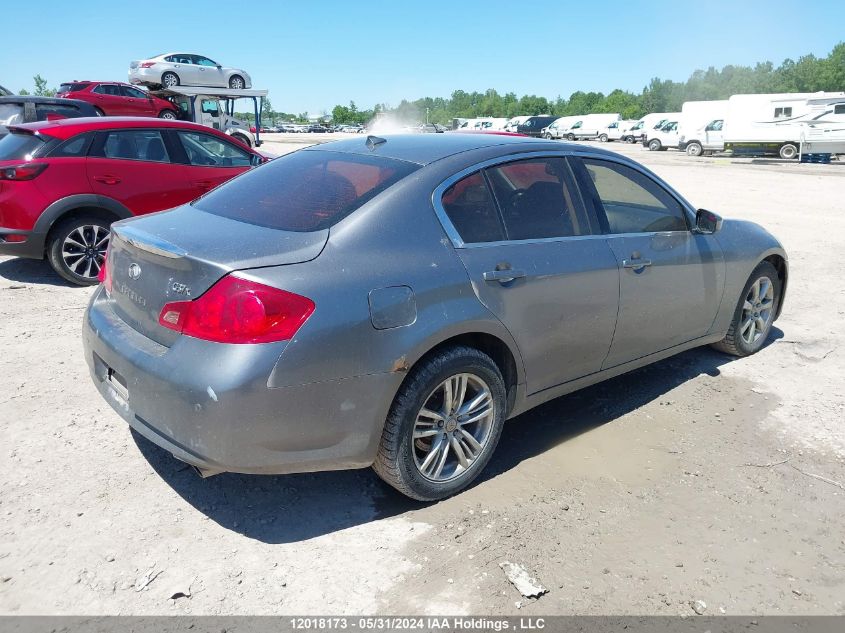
[0, 228, 45, 259]
[83, 288, 399, 475]
[128, 67, 160, 85]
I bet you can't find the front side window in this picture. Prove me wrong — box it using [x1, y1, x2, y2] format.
[196, 57, 218, 67]
[579, 158, 687, 233]
[486, 158, 589, 240]
[178, 131, 252, 167]
[102, 130, 170, 162]
[441, 172, 505, 244]
[192, 150, 418, 232]
[201, 100, 220, 116]
[122, 86, 148, 99]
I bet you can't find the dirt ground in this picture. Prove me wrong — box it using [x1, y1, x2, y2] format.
[1, 136, 844, 616]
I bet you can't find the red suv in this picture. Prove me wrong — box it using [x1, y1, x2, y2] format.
[57, 81, 178, 119]
[0, 117, 265, 284]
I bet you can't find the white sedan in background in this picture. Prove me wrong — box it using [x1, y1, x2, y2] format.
[129, 53, 252, 90]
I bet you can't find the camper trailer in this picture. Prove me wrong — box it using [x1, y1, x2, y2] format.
[722, 92, 845, 159]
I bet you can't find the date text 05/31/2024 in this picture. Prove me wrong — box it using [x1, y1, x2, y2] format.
[290, 617, 547, 631]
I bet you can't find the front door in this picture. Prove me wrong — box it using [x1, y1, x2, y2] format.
[439, 156, 620, 394]
[573, 156, 725, 368]
[174, 129, 254, 196]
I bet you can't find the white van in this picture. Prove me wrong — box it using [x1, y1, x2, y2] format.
[542, 115, 580, 139]
[563, 113, 620, 140]
[600, 119, 637, 142]
[504, 116, 531, 132]
[623, 113, 674, 143]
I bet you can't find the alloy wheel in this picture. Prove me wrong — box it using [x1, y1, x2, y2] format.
[740, 276, 774, 345]
[412, 373, 495, 482]
[230, 77, 244, 89]
[62, 224, 109, 280]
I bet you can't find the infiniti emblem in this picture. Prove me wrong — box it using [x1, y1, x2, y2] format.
[128, 263, 142, 280]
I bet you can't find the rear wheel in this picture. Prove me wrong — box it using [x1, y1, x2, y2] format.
[229, 75, 245, 89]
[779, 143, 798, 160]
[158, 109, 177, 119]
[373, 346, 507, 501]
[712, 261, 780, 357]
[47, 216, 111, 286]
[648, 139, 662, 151]
[599, 133, 609, 142]
[686, 141, 703, 157]
[161, 72, 179, 88]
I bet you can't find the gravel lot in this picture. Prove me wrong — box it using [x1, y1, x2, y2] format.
[1, 135, 844, 616]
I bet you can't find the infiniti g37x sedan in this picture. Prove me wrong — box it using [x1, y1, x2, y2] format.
[83, 134, 787, 500]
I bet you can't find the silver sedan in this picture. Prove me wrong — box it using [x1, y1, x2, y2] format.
[83, 134, 787, 500]
[129, 53, 252, 90]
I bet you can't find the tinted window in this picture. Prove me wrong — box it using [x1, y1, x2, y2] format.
[93, 84, 121, 96]
[103, 130, 170, 162]
[178, 131, 252, 167]
[35, 104, 84, 121]
[441, 172, 505, 244]
[59, 83, 89, 93]
[122, 86, 148, 99]
[196, 57, 217, 67]
[834, 104, 845, 115]
[50, 133, 93, 158]
[580, 159, 687, 233]
[0, 131, 45, 160]
[487, 158, 589, 240]
[193, 150, 418, 232]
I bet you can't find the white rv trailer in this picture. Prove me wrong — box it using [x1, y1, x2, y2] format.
[722, 92, 845, 159]
[542, 115, 580, 139]
[799, 120, 845, 156]
[623, 112, 675, 143]
[563, 113, 620, 140]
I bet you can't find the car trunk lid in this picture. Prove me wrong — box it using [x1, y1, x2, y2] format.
[106, 207, 328, 346]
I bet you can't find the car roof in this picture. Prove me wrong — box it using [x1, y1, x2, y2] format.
[8, 116, 253, 145]
[304, 133, 605, 166]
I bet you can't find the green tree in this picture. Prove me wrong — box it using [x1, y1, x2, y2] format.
[33, 74, 56, 97]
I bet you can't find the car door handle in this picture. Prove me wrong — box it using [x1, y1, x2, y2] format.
[93, 175, 121, 185]
[483, 269, 526, 283]
[622, 258, 653, 269]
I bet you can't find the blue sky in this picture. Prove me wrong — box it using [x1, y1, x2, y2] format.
[4, 0, 844, 114]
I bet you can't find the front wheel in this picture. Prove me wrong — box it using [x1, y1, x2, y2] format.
[779, 143, 798, 160]
[648, 139, 662, 151]
[599, 133, 609, 142]
[712, 261, 781, 357]
[373, 347, 507, 501]
[158, 109, 177, 119]
[47, 216, 111, 286]
[686, 141, 703, 157]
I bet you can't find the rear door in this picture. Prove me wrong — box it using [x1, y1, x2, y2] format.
[571, 156, 724, 368]
[90, 84, 127, 115]
[438, 155, 620, 394]
[173, 129, 254, 195]
[86, 128, 193, 214]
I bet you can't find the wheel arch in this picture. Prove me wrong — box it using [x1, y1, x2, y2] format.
[762, 253, 788, 319]
[36, 195, 132, 254]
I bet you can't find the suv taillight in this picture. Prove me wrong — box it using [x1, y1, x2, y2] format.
[158, 274, 315, 344]
[0, 163, 48, 181]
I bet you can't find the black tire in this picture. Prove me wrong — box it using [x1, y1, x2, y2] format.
[686, 141, 703, 157]
[161, 72, 179, 88]
[158, 109, 177, 119]
[229, 75, 245, 89]
[599, 133, 609, 142]
[627, 136, 637, 144]
[373, 346, 507, 501]
[711, 261, 781, 357]
[648, 139, 662, 151]
[779, 143, 798, 160]
[47, 215, 112, 286]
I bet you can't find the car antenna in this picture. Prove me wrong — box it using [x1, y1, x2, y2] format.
[366, 135, 387, 150]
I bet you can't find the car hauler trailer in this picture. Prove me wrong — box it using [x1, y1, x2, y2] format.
[151, 86, 268, 147]
[722, 92, 845, 159]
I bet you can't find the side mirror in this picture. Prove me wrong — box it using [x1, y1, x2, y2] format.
[217, 65, 223, 69]
[694, 208, 723, 234]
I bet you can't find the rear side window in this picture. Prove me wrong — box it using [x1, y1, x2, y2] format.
[102, 130, 170, 162]
[0, 103, 24, 127]
[93, 84, 121, 96]
[486, 158, 590, 240]
[441, 172, 505, 244]
[0, 131, 46, 160]
[50, 133, 93, 158]
[193, 150, 419, 232]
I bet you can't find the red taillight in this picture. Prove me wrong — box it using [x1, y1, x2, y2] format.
[0, 163, 48, 181]
[98, 248, 112, 293]
[140, 62, 156, 68]
[158, 274, 315, 344]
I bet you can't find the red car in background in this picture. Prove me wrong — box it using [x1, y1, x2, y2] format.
[57, 81, 179, 119]
[0, 117, 266, 284]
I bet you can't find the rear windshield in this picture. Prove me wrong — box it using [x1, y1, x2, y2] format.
[193, 150, 420, 232]
[0, 131, 46, 160]
[59, 83, 89, 93]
